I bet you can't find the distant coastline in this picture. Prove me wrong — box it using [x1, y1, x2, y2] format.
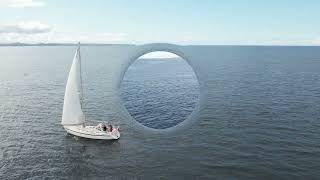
[0, 42, 135, 46]
[0, 43, 319, 47]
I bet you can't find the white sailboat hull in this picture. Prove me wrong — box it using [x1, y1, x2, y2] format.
[64, 125, 120, 140]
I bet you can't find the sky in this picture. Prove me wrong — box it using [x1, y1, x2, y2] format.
[0, 0, 319, 45]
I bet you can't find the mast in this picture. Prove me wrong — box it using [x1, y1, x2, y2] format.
[78, 42, 84, 110]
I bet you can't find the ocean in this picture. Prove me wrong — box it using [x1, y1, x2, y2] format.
[0, 45, 319, 179]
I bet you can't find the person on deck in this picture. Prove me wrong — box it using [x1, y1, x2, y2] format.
[102, 124, 107, 132]
[107, 125, 113, 132]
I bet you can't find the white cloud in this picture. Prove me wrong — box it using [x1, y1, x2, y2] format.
[0, 31, 130, 44]
[0, 0, 45, 8]
[46, 32, 129, 44]
[0, 21, 318, 46]
[0, 21, 52, 34]
[266, 38, 320, 46]
[0, 22, 130, 44]
[310, 38, 320, 45]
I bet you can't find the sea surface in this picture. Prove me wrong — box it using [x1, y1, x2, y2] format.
[121, 56, 199, 129]
[0, 45, 320, 179]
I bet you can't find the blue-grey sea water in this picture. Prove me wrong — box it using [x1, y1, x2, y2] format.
[121, 56, 199, 129]
[0, 46, 320, 179]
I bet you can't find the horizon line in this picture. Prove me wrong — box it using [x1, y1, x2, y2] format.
[0, 42, 319, 47]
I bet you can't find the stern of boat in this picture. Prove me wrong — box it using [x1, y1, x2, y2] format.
[111, 128, 120, 139]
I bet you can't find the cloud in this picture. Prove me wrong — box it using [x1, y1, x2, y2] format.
[46, 32, 129, 44]
[0, 0, 45, 8]
[266, 38, 320, 46]
[1, 21, 316, 46]
[0, 21, 52, 34]
[310, 38, 320, 45]
[0, 32, 130, 44]
[0, 22, 130, 44]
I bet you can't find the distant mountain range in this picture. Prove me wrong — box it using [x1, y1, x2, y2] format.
[0, 42, 135, 46]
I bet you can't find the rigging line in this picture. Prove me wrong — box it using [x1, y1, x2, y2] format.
[78, 42, 86, 123]
[78, 42, 84, 110]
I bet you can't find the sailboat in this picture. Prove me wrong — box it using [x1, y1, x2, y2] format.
[61, 43, 120, 140]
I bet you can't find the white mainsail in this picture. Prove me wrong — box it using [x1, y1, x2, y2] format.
[61, 46, 85, 126]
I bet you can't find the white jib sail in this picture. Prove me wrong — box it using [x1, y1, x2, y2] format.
[61, 46, 85, 126]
